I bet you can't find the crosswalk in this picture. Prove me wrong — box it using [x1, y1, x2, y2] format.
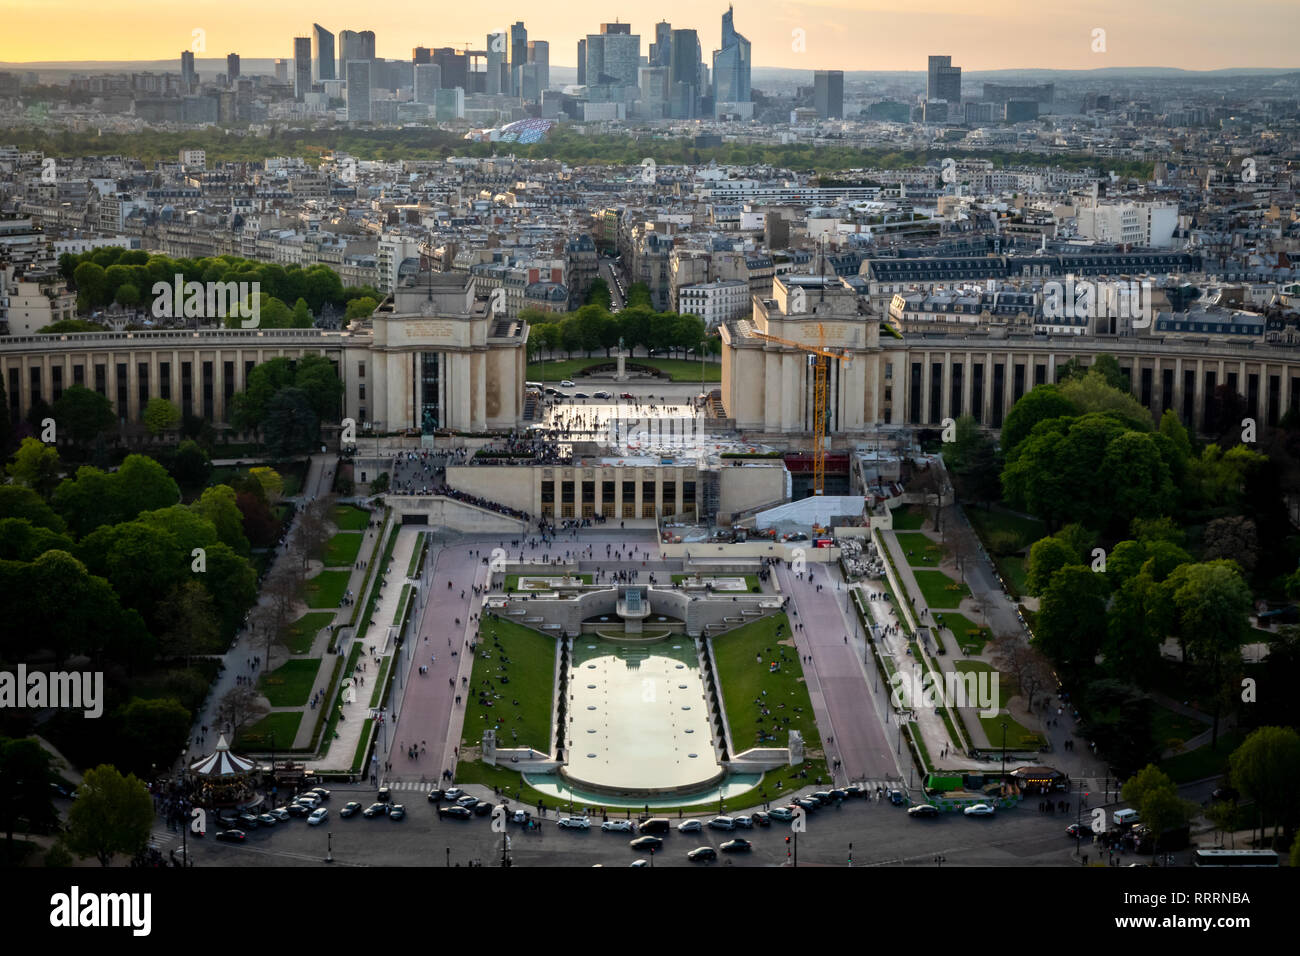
[149, 828, 181, 848]
[385, 780, 436, 791]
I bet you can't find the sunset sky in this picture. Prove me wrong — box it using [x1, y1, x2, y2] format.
[0, 0, 1296, 71]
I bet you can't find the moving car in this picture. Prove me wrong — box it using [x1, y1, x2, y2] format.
[601, 819, 634, 833]
[426, 789, 443, 803]
[559, 380, 576, 388]
[340, 801, 362, 818]
[619, 392, 634, 400]
[389, 805, 406, 821]
[630, 859, 650, 867]
[215, 829, 245, 843]
[1066, 823, 1089, 838]
[888, 789, 907, 806]
[294, 794, 321, 810]
[557, 816, 591, 830]
[720, 838, 752, 852]
[733, 816, 754, 829]
[630, 836, 663, 851]
[438, 805, 472, 820]
[811, 791, 834, 805]
[593, 391, 611, 399]
[363, 803, 389, 818]
[310, 787, 331, 801]
[472, 801, 493, 817]
[751, 811, 771, 827]
[907, 804, 940, 818]
[676, 819, 703, 833]
[376, 786, 391, 803]
[456, 795, 478, 807]
[638, 818, 671, 834]
[573, 392, 590, 399]
[828, 789, 849, 802]
[687, 846, 717, 862]
[963, 803, 995, 817]
[307, 808, 329, 826]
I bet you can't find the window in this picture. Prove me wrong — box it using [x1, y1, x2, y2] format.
[160, 361, 171, 400]
[358, 362, 366, 378]
[359, 383, 366, 400]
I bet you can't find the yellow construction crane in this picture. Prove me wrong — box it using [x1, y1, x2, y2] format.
[749, 322, 852, 496]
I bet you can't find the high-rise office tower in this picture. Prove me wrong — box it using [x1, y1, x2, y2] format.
[927, 55, 961, 102]
[274, 58, 289, 83]
[711, 5, 750, 117]
[576, 39, 586, 85]
[226, 53, 240, 83]
[293, 37, 312, 99]
[638, 65, 669, 117]
[432, 48, 468, 90]
[339, 30, 376, 79]
[313, 24, 335, 81]
[414, 63, 441, 104]
[487, 32, 507, 94]
[180, 50, 197, 92]
[586, 27, 640, 94]
[814, 70, 843, 118]
[510, 22, 527, 97]
[669, 28, 700, 118]
[527, 40, 549, 96]
[600, 22, 631, 35]
[346, 60, 371, 122]
[413, 47, 432, 64]
[651, 21, 672, 67]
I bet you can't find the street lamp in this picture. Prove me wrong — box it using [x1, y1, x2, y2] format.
[1000, 722, 1008, 792]
[325, 831, 333, 863]
[934, 853, 945, 868]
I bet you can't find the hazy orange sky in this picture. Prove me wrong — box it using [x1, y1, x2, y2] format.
[1, 0, 1296, 71]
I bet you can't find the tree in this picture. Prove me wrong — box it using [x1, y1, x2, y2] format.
[52, 385, 116, 445]
[155, 580, 220, 664]
[0, 518, 75, 562]
[6, 437, 62, 499]
[0, 485, 68, 533]
[1078, 679, 1158, 777]
[1025, 535, 1079, 596]
[0, 737, 60, 863]
[169, 439, 212, 488]
[294, 355, 344, 423]
[295, 497, 333, 571]
[1201, 516, 1258, 576]
[345, 296, 378, 319]
[1230, 727, 1300, 849]
[217, 685, 269, 740]
[1034, 564, 1109, 683]
[64, 764, 154, 866]
[115, 698, 192, 778]
[248, 466, 284, 502]
[72, 261, 109, 308]
[585, 277, 611, 310]
[190, 484, 250, 555]
[1122, 764, 1194, 860]
[1001, 384, 1074, 455]
[142, 397, 182, 436]
[989, 634, 1054, 710]
[263, 387, 319, 457]
[291, 297, 313, 328]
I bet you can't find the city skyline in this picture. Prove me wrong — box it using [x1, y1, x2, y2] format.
[2, 1, 1298, 71]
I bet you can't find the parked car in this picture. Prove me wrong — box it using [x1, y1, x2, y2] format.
[619, 392, 634, 400]
[733, 815, 754, 829]
[269, 807, 291, 821]
[593, 391, 611, 399]
[257, 813, 277, 826]
[363, 803, 389, 818]
[811, 791, 834, 805]
[601, 819, 634, 833]
[215, 829, 245, 843]
[307, 808, 329, 826]
[751, 811, 771, 827]
[638, 818, 671, 834]
[457, 795, 479, 807]
[472, 801, 493, 817]
[720, 838, 752, 852]
[676, 819, 703, 833]
[963, 803, 995, 817]
[708, 816, 736, 831]
[286, 803, 311, 818]
[828, 789, 849, 802]
[557, 816, 591, 830]
[843, 785, 867, 799]
[438, 805, 472, 820]
[573, 392, 590, 399]
[769, 806, 795, 821]
[294, 794, 320, 810]
[793, 797, 819, 812]
[426, 789, 444, 803]
[687, 846, 717, 862]
[237, 813, 260, 829]
[389, 805, 406, 821]
[309, 787, 331, 801]
[907, 804, 940, 818]
[559, 380, 576, 388]
[630, 836, 663, 851]
[442, 787, 465, 801]
[340, 801, 362, 818]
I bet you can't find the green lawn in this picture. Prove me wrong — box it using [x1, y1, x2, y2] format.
[933, 611, 991, 654]
[890, 505, 927, 531]
[711, 614, 823, 754]
[527, 357, 721, 383]
[503, 573, 593, 592]
[304, 570, 351, 608]
[1152, 706, 1211, 753]
[405, 532, 427, 578]
[323, 532, 363, 567]
[284, 611, 335, 654]
[392, 583, 412, 626]
[954, 660, 1010, 709]
[895, 532, 945, 567]
[913, 569, 970, 609]
[966, 505, 1047, 550]
[332, 504, 371, 531]
[352, 718, 374, 774]
[460, 617, 559, 755]
[369, 657, 391, 708]
[235, 711, 303, 751]
[258, 658, 322, 707]
[1159, 731, 1245, 784]
[670, 573, 762, 592]
[977, 713, 1045, 751]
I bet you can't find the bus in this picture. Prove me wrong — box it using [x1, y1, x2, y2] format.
[1191, 848, 1280, 867]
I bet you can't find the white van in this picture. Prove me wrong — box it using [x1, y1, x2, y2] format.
[1113, 808, 1140, 827]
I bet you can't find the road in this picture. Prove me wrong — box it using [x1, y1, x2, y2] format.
[600, 258, 626, 311]
[776, 563, 905, 789]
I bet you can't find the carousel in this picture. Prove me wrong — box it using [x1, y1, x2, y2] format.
[187, 735, 259, 808]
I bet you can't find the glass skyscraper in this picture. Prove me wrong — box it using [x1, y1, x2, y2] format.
[712, 6, 750, 117]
